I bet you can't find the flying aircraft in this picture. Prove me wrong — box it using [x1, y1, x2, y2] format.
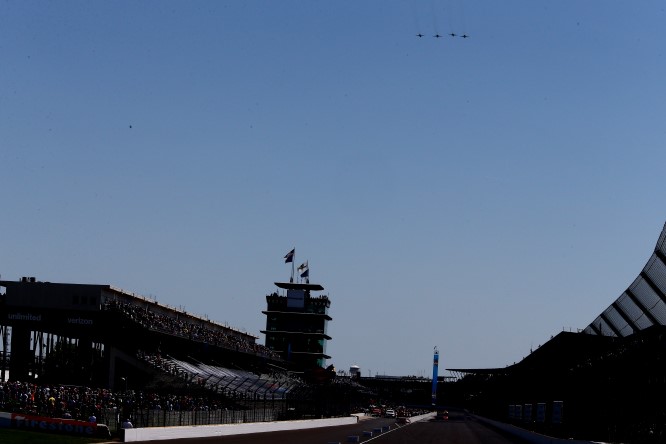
[449, 33, 456, 37]
[461, 34, 469, 39]
[416, 33, 424, 38]
[434, 34, 442, 38]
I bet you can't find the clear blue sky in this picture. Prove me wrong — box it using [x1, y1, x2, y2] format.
[2, 1, 666, 377]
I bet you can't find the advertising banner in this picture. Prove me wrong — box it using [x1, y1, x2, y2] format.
[0, 412, 98, 436]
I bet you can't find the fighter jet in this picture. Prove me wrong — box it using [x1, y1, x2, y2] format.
[434, 34, 442, 38]
[461, 34, 469, 39]
[416, 33, 424, 38]
[449, 33, 456, 37]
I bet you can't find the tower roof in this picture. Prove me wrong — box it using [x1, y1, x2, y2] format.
[274, 282, 324, 291]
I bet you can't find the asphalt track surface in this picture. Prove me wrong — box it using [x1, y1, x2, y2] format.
[150, 412, 527, 444]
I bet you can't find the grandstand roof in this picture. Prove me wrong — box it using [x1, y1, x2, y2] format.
[584, 221, 666, 337]
[0, 278, 257, 339]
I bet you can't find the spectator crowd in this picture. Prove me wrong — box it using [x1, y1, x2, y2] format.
[0, 379, 238, 423]
[104, 299, 279, 359]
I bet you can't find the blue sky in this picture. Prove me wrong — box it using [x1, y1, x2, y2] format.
[2, 1, 666, 377]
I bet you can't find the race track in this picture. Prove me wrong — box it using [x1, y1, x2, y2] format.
[151, 411, 526, 444]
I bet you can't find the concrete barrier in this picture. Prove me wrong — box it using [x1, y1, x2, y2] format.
[123, 411, 435, 442]
[123, 416, 358, 442]
[474, 416, 595, 444]
[413, 412, 436, 422]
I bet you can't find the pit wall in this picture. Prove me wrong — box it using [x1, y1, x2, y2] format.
[122, 416, 358, 442]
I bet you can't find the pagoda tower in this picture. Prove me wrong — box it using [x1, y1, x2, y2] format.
[262, 261, 332, 371]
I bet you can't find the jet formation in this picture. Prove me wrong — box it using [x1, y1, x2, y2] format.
[416, 33, 469, 39]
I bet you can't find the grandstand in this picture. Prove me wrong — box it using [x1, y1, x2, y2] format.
[0, 278, 367, 429]
[0, 279, 281, 388]
[583, 222, 666, 337]
[447, 221, 666, 443]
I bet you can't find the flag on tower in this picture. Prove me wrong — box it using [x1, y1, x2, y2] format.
[299, 261, 309, 278]
[284, 249, 295, 263]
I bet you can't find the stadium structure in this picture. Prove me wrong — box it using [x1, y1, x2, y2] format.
[0, 271, 366, 430]
[0, 279, 282, 389]
[446, 221, 666, 443]
[3, 223, 666, 443]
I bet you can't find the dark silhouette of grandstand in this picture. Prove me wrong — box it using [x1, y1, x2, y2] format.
[446, 221, 666, 443]
[0, 280, 282, 389]
[0, 278, 367, 430]
[584, 223, 666, 338]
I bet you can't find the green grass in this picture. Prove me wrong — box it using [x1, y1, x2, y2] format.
[0, 428, 117, 444]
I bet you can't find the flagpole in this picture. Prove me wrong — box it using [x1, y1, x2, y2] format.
[285, 248, 296, 283]
[291, 254, 295, 282]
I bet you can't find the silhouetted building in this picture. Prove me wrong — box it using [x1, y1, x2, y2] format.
[0, 277, 275, 388]
[262, 281, 332, 371]
[445, 221, 666, 443]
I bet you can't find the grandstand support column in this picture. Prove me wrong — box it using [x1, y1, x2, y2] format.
[106, 345, 141, 391]
[1, 325, 8, 382]
[32, 330, 44, 380]
[45, 334, 52, 370]
[78, 336, 94, 384]
[107, 345, 119, 390]
[9, 325, 31, 381]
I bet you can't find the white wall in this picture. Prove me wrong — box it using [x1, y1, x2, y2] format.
[123, 416, 359, 442]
